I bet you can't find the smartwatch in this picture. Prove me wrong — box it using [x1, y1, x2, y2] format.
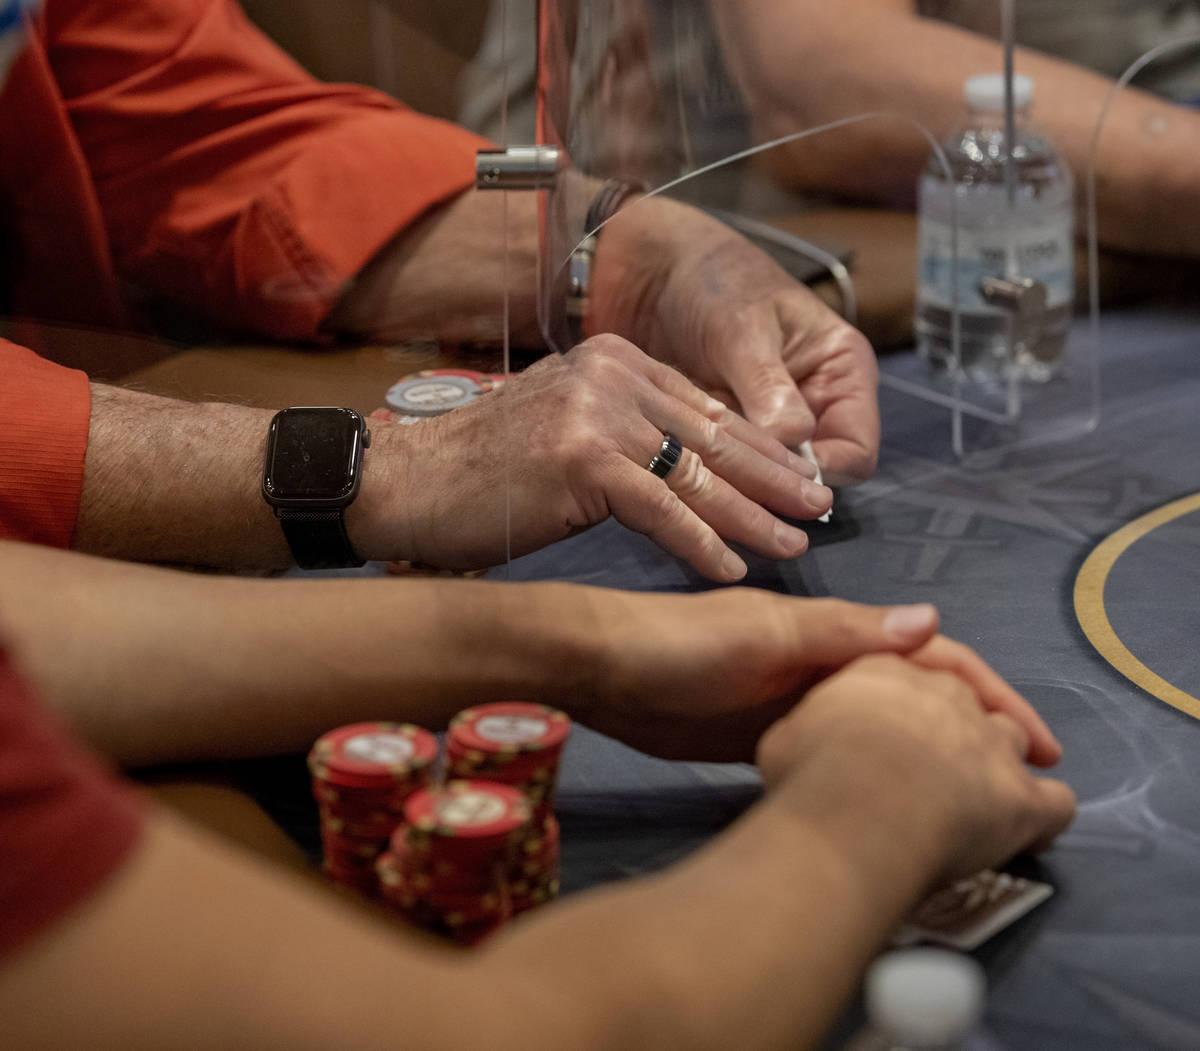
[262, 407, 371, 570]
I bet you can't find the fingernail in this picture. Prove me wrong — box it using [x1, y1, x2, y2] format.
[806, 482, 834, 508]
[774, 519, 808, 555]
[883, 604, 937, 642]
[722, 550, 748, 580]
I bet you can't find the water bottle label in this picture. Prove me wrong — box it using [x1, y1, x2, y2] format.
[917, 217, 1073, 313]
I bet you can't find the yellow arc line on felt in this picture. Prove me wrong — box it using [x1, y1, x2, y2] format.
[1074, 492, 1200, 721]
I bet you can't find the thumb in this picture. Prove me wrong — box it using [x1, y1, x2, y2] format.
[792, 600, 941, 666]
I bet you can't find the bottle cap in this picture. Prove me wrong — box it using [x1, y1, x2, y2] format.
[965, 73, 1033, 112]
[865, 948, 986, 1044]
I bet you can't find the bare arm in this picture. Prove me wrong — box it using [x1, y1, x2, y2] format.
[713, 0, 1200, 257]
[72, 330, 838, 582]
[326, 188, 543, 348]
[0, 654, 1073, 1051]
[0, 540, 1061, 769]
[73, 384, 414, 571]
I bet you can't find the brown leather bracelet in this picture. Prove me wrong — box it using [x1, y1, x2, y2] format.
[566, 179, 644, 346]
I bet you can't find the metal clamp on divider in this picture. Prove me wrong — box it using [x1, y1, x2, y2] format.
[475, 146, 562, 191]
[979, 274, 1048, 363]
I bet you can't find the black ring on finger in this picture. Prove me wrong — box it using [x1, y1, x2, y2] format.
[647, 434, 683, 480]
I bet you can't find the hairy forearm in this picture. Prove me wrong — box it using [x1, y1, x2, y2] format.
[0, 542, 600, 767]
[326, 188, 544, 347]
[74, 385, 289, 569]
[74, 383, 427, 571]
[716, 0, 1200, 256]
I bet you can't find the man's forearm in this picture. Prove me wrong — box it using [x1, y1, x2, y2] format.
[74, 383, 427, 570]
[717, 0, 1200, 257]
[326, 188, 544, 347]
[0, 541, 601, 767]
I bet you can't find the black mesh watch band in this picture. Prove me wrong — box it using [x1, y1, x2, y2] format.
[277, 509, 364, 570]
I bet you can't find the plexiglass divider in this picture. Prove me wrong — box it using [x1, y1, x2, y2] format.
[532, 0, 1116, 466]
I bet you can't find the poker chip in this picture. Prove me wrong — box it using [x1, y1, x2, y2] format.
[308, 722, 438, 898]
[510, 813, 561, 916]
[384, 369, 502, 418]
[309, 706, 566, 940]
[379, 780, 530, 945]
[448, 703, 570, 756]
[403, 780, 531, 844]
[307, 722, 437, 788]
[446, 703, 570, 812]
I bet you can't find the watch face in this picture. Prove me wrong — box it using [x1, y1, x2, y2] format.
[263, 407, 364, 505]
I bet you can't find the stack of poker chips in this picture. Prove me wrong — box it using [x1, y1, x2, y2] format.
[376, 780, 532, 945]
[445, 702, 570, 913]
[307, 722, 437, 897]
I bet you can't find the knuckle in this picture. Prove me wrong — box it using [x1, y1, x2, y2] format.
[667, 450, 709, 498]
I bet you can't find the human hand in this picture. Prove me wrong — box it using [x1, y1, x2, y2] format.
[351, 336, 832, 582]
[756, 653, 1075, 888]
[591, 196, 879, 485]
[574, 591, 1060, 765]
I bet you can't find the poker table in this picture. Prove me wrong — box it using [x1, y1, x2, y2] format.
[129, 307, 1200, 1049]
[512, 308, 1200, 1049]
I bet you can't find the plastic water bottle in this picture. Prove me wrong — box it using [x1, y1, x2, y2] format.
[915, 74, 1074, 384]
[843, 948, 1002, 1050]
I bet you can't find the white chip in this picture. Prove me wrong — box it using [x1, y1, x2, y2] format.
[475, 715, 550, 744]
[385, 375, 482, 416]
[344, 732, 417, 765]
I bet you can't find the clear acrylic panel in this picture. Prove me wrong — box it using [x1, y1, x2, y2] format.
[532, 0, 1116, 466]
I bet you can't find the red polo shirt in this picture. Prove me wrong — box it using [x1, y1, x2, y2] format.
[0, 644, 143, 961]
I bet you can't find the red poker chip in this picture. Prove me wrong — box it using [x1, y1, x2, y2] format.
[308, 722, 437, 789]
[444, 745, 561, 781]
[511, 879, 560, 914]
[403, 781, 531, 842]
[319, 812, 402, 840]
[312, 780, 426, 811]
[413, 368, 505, 390]
[322, 846, 389, 872]
[382, 836, 497, 885]
[447, 703, 570, 756]
[517, 814, 560, 857]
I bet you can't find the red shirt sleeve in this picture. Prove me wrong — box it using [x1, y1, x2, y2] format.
[0, 645, 144, 961]
[0, 341, 91, 547]
[43, 0, 491, 342]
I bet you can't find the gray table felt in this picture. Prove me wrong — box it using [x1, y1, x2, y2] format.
[246, 309, 1200, 1049]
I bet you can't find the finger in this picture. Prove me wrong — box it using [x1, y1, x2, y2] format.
[603, 452, 749, 583]
[777, 314, 880, 485]
[638, 387, 833, 521]
[911, 639, 1062, 768]
[774, 599, 942, 667]
[987, 711, 1032, 762]
[663, 446, 812, 561]
[800, 358, 881, 486]
[1026, 777, 1077, 852]
[717, 334, 819, 449]
[625, 421, 810, 562]
[621, 351, 822, 481]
